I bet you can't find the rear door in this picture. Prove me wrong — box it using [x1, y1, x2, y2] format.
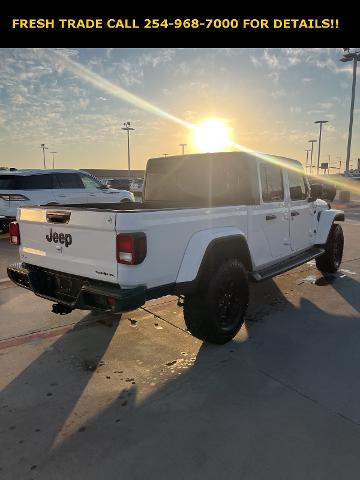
[53, 173, 89, 204]
[287, 170, 315, 252]
[257, 162, 291, 260]
[18, 207, 118, 282]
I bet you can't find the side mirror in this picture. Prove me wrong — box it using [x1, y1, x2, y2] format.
[308, 183, 323, 202]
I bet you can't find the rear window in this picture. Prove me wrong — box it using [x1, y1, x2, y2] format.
[0, 174, 54, 190]
[144, 156, 255, 206]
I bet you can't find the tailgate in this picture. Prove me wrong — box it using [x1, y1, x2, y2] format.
[18, 208, 118, 283]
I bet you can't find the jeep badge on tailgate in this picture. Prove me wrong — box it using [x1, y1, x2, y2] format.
[46, 229, 72, 248]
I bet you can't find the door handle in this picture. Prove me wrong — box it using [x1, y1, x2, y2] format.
[266, 214, 277, 221]
[291, 211, 300, 217]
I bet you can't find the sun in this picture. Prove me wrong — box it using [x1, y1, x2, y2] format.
[193, 119, 231, 153]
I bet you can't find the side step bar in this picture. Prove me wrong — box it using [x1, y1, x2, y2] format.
[250, 247, 325, 282]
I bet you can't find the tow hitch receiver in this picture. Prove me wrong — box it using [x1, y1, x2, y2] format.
[52, 303, 73, 315]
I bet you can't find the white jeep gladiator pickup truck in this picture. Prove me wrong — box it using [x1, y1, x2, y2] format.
[8, 152, 345, 344]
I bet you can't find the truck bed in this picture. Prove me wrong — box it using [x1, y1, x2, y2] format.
[42, 200, 231, 212]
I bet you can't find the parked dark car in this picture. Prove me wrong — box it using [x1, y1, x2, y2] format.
[307, 176, 337, 202]
[106, 178, 132, 191]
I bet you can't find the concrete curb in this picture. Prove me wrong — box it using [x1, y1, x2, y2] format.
[0, 278, 10, 284]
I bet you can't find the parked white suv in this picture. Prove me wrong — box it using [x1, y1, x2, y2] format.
[8, 152, 344, 344]
[0, 169, 134, 231]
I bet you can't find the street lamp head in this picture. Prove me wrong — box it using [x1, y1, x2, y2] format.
[309, 139, 317, 143]
[314, 120, 328, 125]
[122, 121, 135, 132]
[340, 52, 360, 62]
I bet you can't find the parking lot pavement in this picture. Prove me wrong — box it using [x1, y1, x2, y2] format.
[1, 218, 360, 479]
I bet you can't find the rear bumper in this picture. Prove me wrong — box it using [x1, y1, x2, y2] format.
[7, 263, 146, 312]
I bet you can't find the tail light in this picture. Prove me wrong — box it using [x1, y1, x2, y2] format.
[9, 222, 20, 245]
[0, 194, 29, 201]
[116, 233, 146, 265]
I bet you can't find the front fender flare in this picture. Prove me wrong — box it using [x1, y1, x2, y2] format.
[315, 209, 344, 245]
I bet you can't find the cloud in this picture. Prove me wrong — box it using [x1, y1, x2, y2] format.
[268, 71, 280, 84]
[271, 89, 286, 99]
[318, 102, 333, 109]
[249, 48, 357, 83]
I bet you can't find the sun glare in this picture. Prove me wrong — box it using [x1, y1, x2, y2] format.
[194, 119, 231, 153]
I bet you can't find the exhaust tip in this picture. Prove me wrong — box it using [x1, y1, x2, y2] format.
[52, 303, 73, 315]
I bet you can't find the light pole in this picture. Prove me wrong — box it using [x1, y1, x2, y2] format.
[336, 156, 342, 173]
[50, 151, 57, 169]
[179, 143, 187, 155]
[305, 149, 311, 173]
[41, 144, 48, 169]
[308, 139, 317, 175]
[121, 122, 135, 181]
[340, 49, 360, 174]
[314, 120, 328, 175]
[163, 153, 168, 157]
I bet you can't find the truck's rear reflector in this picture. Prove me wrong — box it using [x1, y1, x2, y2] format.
[116, 233, 146, 265]
[9, 222, 20, 245]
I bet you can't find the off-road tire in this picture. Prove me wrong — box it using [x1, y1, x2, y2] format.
[183, 258, 249, 344]
[316, 223, 344, 274]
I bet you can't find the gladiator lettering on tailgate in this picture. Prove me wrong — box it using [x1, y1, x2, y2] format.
[46, 228, 73, 248]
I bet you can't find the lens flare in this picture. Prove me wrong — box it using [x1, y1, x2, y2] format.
[194, 119, 231, 153]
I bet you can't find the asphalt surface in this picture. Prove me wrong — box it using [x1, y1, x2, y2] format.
[0, 213, 359, 479]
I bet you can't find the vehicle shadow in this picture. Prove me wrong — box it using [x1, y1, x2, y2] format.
[0, 312, 121, 476]
[316, 270, 360, 313]
[2, 275, 360, 479]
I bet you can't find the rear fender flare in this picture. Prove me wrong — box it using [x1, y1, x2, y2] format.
[175, 227, 251, 288]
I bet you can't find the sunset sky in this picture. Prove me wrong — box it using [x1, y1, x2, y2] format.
[0, 48, 359, 172]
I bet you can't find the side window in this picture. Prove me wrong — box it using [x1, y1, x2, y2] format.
[55, 173, 84, 189]
[288, 171, 308, 201]
[15, 174, 53, 190]
[260, 164, 284, 202]
[80, 174, 102, 189]
[27, 174, 53, 189]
